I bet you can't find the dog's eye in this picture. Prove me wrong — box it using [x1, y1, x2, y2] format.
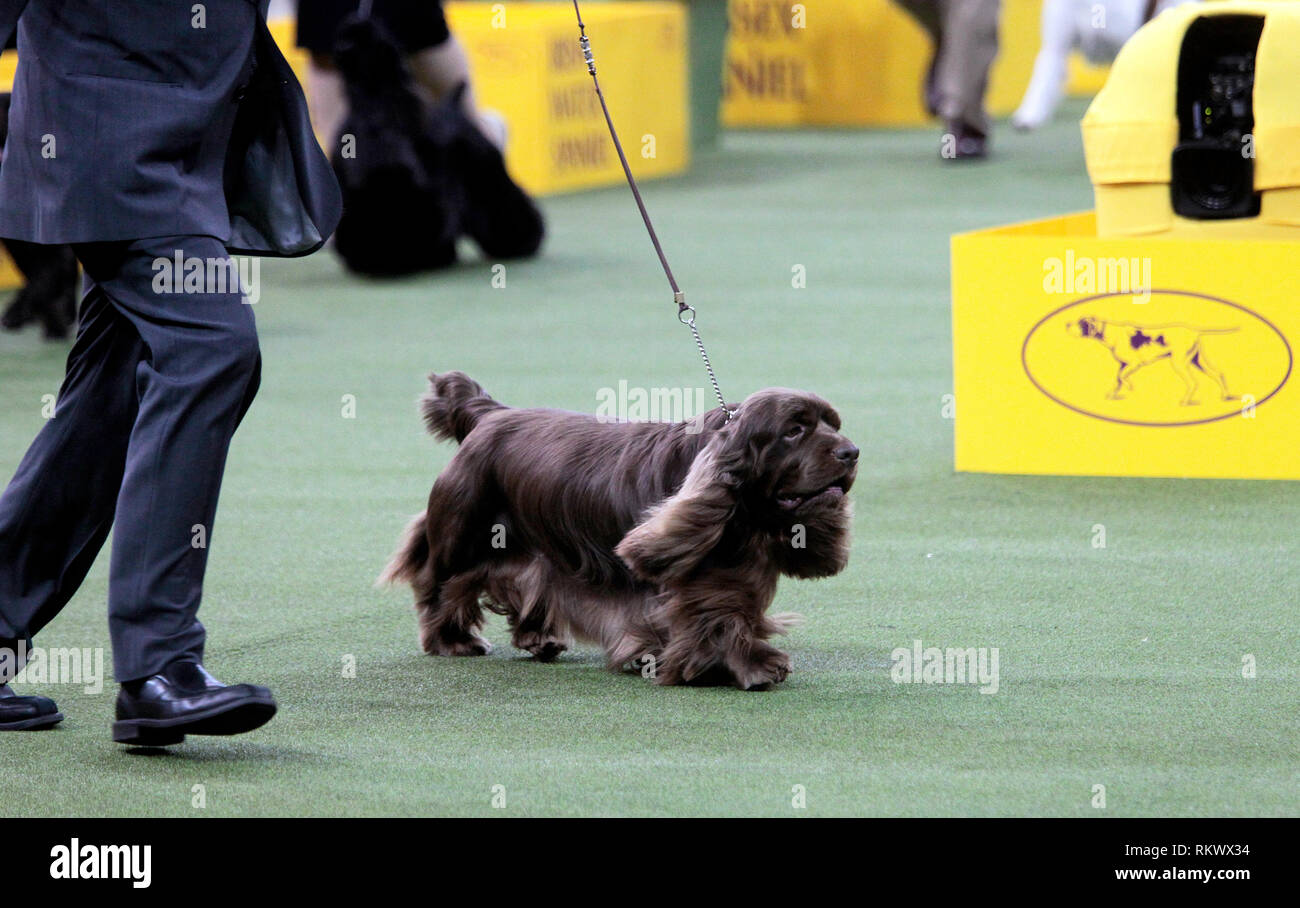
[784, 424, 805, 441]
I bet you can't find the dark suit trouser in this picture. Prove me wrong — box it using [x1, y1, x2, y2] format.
[897, 0, 1001, 135]
[0, 235, 260, 682]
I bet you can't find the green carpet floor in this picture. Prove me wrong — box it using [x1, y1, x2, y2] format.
[1, 101, 1296, 816]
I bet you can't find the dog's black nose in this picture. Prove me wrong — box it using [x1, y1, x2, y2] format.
[835, 444, 859, 464]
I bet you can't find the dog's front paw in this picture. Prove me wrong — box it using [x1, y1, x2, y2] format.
[732, 644, 791, 691]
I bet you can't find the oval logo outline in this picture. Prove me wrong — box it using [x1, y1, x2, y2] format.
[1021, 289, 1293, 427]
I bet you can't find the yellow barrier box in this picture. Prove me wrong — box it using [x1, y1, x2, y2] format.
[0, 245, 16, 295]
[445, 2, 689, 195]
[952, 211, 1298, 479]
[722, 0, 1108, 128]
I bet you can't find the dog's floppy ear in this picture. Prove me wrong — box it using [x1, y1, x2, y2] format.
[615, 436, 745, 583]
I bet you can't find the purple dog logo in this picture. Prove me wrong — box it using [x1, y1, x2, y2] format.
[1064, 316, 1238, 406]
[1022, 290, 1293, 427]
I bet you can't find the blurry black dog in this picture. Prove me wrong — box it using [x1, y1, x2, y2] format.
[0, 93, 79, 339]
[330, 17, 544, 277]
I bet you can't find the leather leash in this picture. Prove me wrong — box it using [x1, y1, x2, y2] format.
[570, 0, 732, 420]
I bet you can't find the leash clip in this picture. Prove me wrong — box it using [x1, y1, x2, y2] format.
[675, 291, 693, 325]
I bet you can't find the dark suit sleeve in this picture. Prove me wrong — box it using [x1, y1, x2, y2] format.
[0, 0, 29, 51]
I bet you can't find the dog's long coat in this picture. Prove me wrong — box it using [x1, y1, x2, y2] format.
[382, 373, 858, 689]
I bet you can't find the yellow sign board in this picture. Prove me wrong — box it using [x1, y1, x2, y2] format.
[953, 212, 1299, 479]
[445, 2, 689, 195]
[723, 0, 1109, 127]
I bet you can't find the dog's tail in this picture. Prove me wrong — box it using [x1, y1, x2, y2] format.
[420, 371, 504, 443]
[377, 511, 430, 587]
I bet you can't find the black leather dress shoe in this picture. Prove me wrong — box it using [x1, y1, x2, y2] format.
[112, 661, 276, 746]
[943, 120, 989, 160]
[0, 682, 64, 730]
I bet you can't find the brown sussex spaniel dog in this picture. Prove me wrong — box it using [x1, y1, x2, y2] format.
[380, 372, 857, 690]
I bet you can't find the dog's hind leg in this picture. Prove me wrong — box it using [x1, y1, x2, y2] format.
[415, 450, 502, 656]
[418, 569, 493, 656]
[381, 510, 489, 655]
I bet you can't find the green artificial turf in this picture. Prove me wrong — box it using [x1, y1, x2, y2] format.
[1, 100, 1297, 816]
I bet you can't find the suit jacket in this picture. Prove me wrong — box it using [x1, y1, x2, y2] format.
[0, 0, 341, 256]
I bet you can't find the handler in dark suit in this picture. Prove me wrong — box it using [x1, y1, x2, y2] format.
[0, 0, 341, 744]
